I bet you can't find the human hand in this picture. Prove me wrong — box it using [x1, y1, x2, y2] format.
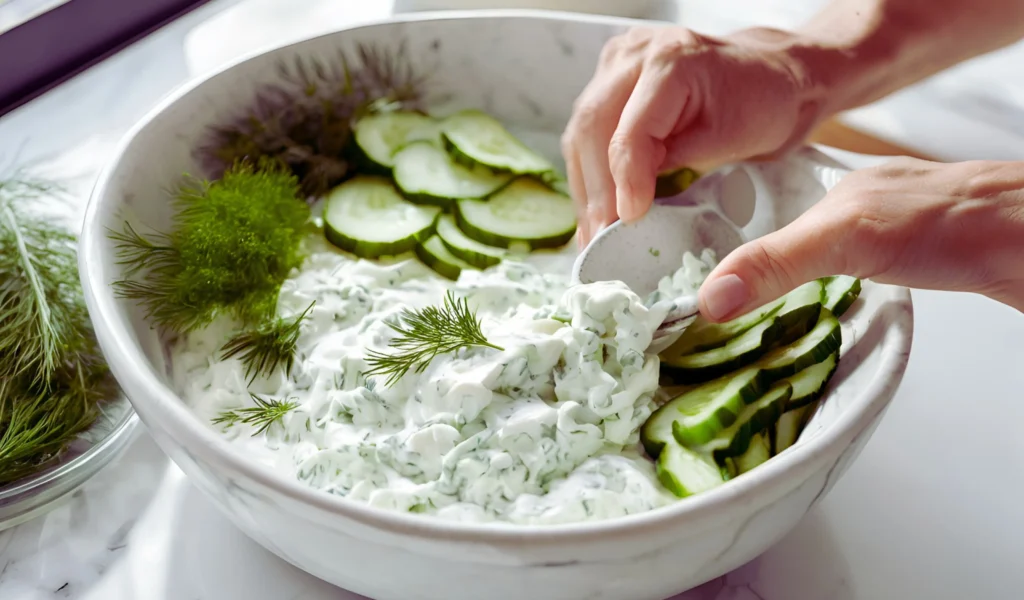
[698, 157, 1024, 320]
[561, 25, 826, 246]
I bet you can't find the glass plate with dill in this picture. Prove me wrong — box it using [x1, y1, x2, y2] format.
[0, 176, 137, 532]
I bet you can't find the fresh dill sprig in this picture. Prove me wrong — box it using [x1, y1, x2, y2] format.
[211, 392, 298, 436]
[109, 160, 311, 334]
[220, 301, 314, 383]
[0, 174, 118, 485]
[194, 41, 434, 198]
[364, 291, 503, 387]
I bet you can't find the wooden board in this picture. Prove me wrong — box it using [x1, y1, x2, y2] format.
[809, 118, 939, 161]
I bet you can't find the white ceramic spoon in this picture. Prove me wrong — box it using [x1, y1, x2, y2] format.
[571, 165, 762, 354]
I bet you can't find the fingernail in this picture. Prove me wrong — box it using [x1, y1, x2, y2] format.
[702, 274, 750, 320]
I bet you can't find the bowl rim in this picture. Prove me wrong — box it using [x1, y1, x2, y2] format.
[79, 8, 915, 545]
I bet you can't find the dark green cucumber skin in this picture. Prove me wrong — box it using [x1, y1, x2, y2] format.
[414, 241, 463, 280]
[785, 353, 840, 411]
[453, 199, 577, 250]
[700, 384, 792, 463]
[442, 132, 555, 178]
[654, 167, 700, 198]
[823, 275, 863, 317]
[437, 237, 503, 269]
[399, 190, 455, 210]
[642, 369, 766, 456]
[654, 442, 726, 498]
[758, 311, 842, 381]
[661, 303, 821, 384]
[323, 213, 437, 259]
[666, 300, 785, 356]
[344, 137, 393, 178]
[735, 433, 771, 475]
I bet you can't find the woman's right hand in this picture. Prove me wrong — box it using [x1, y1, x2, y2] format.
[561, 25, 827, 246]
[698, 157, 1024, 320]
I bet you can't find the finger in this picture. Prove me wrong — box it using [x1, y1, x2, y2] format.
[571, 71, 642, 238]
[562, 140, 591, 247]
[610, 56, 696, 222]
[698, 209, 843, 322]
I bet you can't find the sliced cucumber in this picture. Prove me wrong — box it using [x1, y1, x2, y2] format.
[641, 368, 765, 455]
[660, 280, 823, 383]
[455, 178, 577, 249]
[392, 141, 513, 207]
[823, 275, 862, 317]
[353, 111, 439, 170]
[735, 432, 772, 475]
[700, 383, 792, 462]
[441, 109, 554, 175]
[773, 403, 814, 455]
[785, 350, 839, 411]
[665, 298, 786, 357]
[435, 215, 506, 269]
[655, 442, 726, 498]
[323, 176, 440, 259]
[415, 235, 475, 280]
[758, 308, 841, 381]
[654, 167, 700, 198]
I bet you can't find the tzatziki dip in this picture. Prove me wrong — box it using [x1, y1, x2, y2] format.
[173, 234, 714, 525]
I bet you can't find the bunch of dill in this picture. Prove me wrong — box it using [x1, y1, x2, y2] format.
[110, 160, 313, 383]
[195, 41, 433, 199]
[0, 177, 119, 486]
[111, 159, 311, 334]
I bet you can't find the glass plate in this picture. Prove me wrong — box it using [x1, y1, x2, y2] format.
[0, 395, 138, 531]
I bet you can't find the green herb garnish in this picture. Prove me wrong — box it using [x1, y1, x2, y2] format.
[109, 160, 311, 334]
[364, 291, 503, 387]
[195, 41, 432, 198]
[0, 176, 118, 485]
[220, 301, 314, 383]
[212, 392, 298, 436]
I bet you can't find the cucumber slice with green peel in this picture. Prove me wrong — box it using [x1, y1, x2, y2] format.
[392, 141, 513, 207]
[773, 403, 815, 455]
[435, 215, 506, 269]
[735, 433, 772, 475]
[641, 368, 766, 455]
[353, 111, 440, 170]
[660, 280, 824, 383]
[415, 235, 475, 280]
[654, 167, 700, 198]
[455, 178, 577, 249]
[757, 309, 841, 380]
[664, 298, 786, 357]
[699, 383, 792, 463]
[655, 442, 727, 498]
[441, 109, 555, 175]
[784, 350, 839, 411]
[323, 176, 440, 259]
[823, 275, 862, 317]
[772, 350, 838, 453]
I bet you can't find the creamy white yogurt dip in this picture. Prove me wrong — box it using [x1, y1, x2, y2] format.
[173, 236, 714, 525]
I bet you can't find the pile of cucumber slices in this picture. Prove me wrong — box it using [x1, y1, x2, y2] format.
[641, 274, 862, 498]
[322, 108, 577, 278]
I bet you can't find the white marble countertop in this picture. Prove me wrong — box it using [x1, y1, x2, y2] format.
[1, 1, 1023, 599]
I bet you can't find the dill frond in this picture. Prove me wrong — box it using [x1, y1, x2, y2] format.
[364, 291, 503, 387]
[220, 301, 314, 383]
[0, 174, 119, 485]
[194, 41, 433, 198]
[211, 392, 298, 436]
[110, 160, 311, 334]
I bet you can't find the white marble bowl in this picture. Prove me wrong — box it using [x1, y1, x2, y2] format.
[79, 10, 914, 600]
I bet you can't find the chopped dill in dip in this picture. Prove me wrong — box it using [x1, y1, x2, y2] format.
[173, 237, 715, 525]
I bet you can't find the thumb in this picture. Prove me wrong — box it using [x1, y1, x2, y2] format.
[698, 216, 843, 322]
